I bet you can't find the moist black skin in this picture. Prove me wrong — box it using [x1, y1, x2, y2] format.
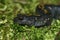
[13, 14, 52, 28]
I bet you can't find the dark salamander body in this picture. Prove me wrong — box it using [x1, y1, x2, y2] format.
[14, 14, 52, 27]
[13, 4, 60, 27]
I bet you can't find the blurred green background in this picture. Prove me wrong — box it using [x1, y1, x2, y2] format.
[0, 0, 60, 40]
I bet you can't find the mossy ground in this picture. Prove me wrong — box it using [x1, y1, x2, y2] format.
[0, 0, 60, 40]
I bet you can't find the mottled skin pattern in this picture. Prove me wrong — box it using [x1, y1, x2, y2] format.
[13, 4, 60, 27]
[14, 14, 52, 27]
